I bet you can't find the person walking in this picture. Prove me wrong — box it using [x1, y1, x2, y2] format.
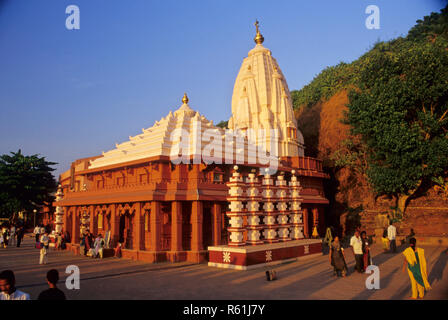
[79, 231, 87, 256]
[37, 269, 66, 300]
[114, 242, 122, 258]
[350, 230, 364, 273]
[402, 238, 431, 299]
[312, 226, 319, 239]
[16, 226, 24, 248]
[329, 236, 347, 277]
[55, 232, 62, 250]
[381, 228, 390, 252]
[406, 228, 416, 245]
[34, 225, 41, 243]
[86, 231, 95, 257]
[61, 229, 68, 250]
[64, 230, 71, 244]
[39, 232, 50, 265]
[9, 225, 16, 247]
[93, 234, 105, 259]
[0, 270, 30, 300]
[39, 224, 45, 237]
[2, 226, 9, 248]
[388, 222, 397, 253]
[361, 231, 372, 271]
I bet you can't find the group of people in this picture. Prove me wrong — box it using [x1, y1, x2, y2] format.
[329, 229, 372, 277]
[33, 225, 71, 265]
[0, 269, 66, 300]
[329, 223, 432, 299]
[80, 230, 105, 259]
[350, 229, 373, 274]
[1, 223, 25, 248]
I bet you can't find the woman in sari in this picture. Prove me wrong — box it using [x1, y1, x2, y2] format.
[361, 231, 371, 272]
[329, 236, 347, 277]
[402, 238, 431, 299]
[93, 234, 105, 259]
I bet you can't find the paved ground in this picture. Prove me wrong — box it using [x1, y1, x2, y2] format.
[1, 235, 447, 300]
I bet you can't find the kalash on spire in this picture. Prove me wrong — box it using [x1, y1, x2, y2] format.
[254, 20, 264, 45]
[228, 20, 305, 158]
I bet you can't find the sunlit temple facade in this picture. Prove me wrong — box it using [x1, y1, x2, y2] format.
[55, 22, 329, 267]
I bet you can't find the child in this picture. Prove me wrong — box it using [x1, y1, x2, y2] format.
[114, 242, 122, 258]
[381, 228, 390, 252]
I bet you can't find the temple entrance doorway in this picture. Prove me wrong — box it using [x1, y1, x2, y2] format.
[119, 212, 134, 249]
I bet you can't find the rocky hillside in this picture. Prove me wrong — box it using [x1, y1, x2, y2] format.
[292, 6, 448, 239]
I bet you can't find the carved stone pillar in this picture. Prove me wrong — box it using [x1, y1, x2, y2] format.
[89, 206, 96, 236]
[171, 201, 183, 251]
[133, 202, 142, 251]
[212, 203, 222, 246]
[276, 173, 291, 241]
[226, 166, 247, 247]
[303, 208, 309, 239]
[245, 170, 263, 245]
[191, 201, 203, 251]
[54, 186, 64, 234]
[289, 170, 304, 240]
[150, 201, 162, 251]
[261, 169, 279, 243]
[72, 207, 79, 244]
[110, 204, 119, 247]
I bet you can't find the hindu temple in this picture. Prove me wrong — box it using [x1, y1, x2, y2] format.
[55, 22, 329, 269]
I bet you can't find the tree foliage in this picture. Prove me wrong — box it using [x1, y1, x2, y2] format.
[291, 62, 359, 110]
[293, 5, 448, 212]
[292, 6, 448, 113]
[0, 150, 57, 218]
[216, 120, 229, 129]
[347, 34, 448, 205]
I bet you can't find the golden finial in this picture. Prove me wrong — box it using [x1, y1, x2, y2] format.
[254, 20, 264, 45]
[182, 92, 189, 104]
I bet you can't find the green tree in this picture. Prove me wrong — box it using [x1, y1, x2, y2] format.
[216, 120, 228, 129]
[346, 38, 448, 213]
[0, 150, 57, 219]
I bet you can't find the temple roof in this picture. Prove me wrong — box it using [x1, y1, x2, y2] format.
[87, 22, 305, 171]
[88, 94, 217, 169]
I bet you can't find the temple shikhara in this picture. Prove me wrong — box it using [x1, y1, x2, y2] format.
[55, 22, 329, 269]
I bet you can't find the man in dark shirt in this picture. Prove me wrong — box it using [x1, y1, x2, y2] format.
[16, 227, 24, 247]
[38, 269, 66, 300]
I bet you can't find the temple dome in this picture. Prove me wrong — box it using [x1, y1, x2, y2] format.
[89, 94, 216, 169]
[228, 23, 305, 157]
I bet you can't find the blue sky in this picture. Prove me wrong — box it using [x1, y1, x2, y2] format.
[0, 0, 445, 178]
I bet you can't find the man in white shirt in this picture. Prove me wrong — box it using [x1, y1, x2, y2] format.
[388, 222, 397, 253]
[39, 232, 50, 265]
[350, 230, 364, 273]
[9, 225, 16, 246]
[33, 225, 41, 243]
[0, 270, 30, 300]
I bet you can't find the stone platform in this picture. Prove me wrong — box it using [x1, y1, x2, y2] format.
[208, 239, 322, 270]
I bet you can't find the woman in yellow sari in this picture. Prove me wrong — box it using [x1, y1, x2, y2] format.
[402, 238, 431, 299]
